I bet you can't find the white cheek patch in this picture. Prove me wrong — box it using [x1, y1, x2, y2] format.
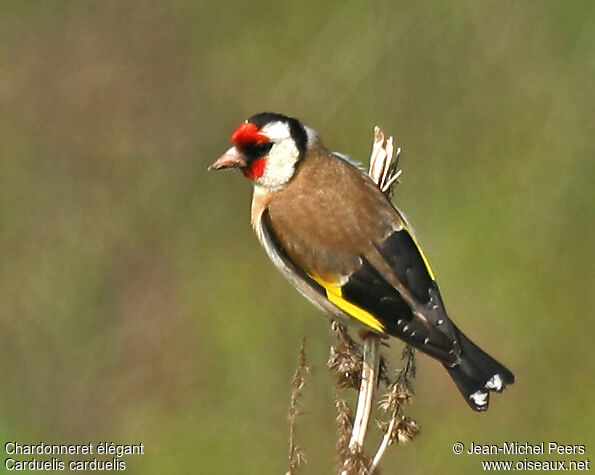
[256, 140, 300, 190]
[255, 121, 300, 190]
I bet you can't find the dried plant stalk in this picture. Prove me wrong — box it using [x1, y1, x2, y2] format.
[369, 126, 402, 198]
[370, 346, 420, 473]
[348, 333, 380, 449]
[286, 338, 311, 475]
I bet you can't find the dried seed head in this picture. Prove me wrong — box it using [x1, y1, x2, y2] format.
[327, 321, 363, 389]
[378, 382, 413, 413]
[395, 416, 421, 445]
[334, 393, 354, 468]
[287, 338, 311, 474]
[341, 445, 371, 475]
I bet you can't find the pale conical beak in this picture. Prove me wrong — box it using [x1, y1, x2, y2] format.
[208, 147, 246, 171]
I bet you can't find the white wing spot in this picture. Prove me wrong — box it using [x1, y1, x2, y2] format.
[485, 374, 503, 391]
[470, 390, 488, 408]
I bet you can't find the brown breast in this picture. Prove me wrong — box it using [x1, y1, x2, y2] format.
[262, 146, 399, 281]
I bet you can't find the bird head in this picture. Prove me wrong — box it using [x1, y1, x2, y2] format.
[210, 113, 310, 190]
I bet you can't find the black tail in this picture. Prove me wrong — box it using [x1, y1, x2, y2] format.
[445, 327, 515, 411]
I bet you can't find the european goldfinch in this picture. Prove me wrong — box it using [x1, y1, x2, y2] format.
[210, 112, 514, 411]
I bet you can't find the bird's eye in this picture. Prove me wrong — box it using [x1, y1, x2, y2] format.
[243, 142, 273, 159]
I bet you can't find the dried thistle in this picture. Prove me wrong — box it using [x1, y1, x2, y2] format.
[368, 126, 403, 198]
[341, 445, 371, 475]
[335, 394, 371, 475]
[286, 338, 311, 475]
[378, 381, 413, 413]
[377, 354, 390, 386]
[399, 344, 417, 383]
[327, 321, 362, 389]
[369, 346, 420, 473]
[379, 345, 416, 408]
[334, 391, 353, 469]
[395, 416, 421, 445]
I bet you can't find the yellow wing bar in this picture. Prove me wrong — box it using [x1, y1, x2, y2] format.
[400, 222, 436, 281]
[309, 274, 385, 333]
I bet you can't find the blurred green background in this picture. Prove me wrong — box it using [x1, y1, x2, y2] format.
[1, 1, 593, 473]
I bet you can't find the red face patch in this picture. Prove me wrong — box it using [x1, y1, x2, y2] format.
[242, 157, 266, 180]
[231, 122, 268, 147]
